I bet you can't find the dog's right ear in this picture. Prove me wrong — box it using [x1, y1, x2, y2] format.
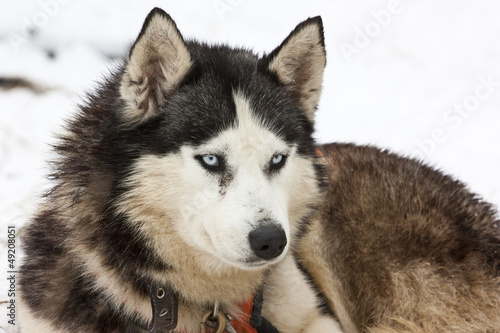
[120, 8, 192, 126]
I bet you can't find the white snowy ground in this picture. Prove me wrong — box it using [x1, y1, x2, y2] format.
[0, 0, 499, 331]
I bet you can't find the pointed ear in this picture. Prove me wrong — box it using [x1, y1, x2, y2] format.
[260, 17, 326, 123]
[120, 8, 192, 125]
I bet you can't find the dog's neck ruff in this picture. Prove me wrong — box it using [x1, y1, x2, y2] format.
[129, 283, 278, 333]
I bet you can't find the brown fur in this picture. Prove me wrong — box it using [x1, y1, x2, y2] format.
[19, 8, 500, 332]
[298, 143, 500, 332]
[18, 10, 335, 333]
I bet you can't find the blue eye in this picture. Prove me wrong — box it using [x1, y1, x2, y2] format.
[272, 154, 283, 165]
[195, 154, 225, 172]
[202, 155, 219, 167]
[273, 154, 283, 165]
[270, 154, 287, 172]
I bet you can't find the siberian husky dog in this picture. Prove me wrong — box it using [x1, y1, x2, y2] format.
[19, 7, 500, 333]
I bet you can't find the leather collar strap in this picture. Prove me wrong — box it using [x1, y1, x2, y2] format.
[147, 282, 178, 332]
[131, 282, 178, 333]
[132, 283, 278, 333]
[248, 289, 279, 333]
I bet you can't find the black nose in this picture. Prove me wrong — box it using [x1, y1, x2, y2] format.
[249, 225, 287, 261]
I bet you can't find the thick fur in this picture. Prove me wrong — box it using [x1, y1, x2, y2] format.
[18, 7, 500, 333]
[19, 8, 339, 333]
[298, 143, 500, 333]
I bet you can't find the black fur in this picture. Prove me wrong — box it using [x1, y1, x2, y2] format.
[19, 9, 323, 332]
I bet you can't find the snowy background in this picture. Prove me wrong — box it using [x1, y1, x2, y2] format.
[1, 0, 499, 331]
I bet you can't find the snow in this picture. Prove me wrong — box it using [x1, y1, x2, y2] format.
[0, 0, 499, 331]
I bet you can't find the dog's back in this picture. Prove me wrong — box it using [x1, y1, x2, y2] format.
[299, 143, 500, 333]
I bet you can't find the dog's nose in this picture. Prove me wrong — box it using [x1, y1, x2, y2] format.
[249, 224, 287, 260]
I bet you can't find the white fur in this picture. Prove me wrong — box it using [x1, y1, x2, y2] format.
[19, 83, 327, 333]
[74, 246, 152, 322]
[18, 298, 61, 333]
[19, 12, 334, 332]
[119, 92, 314, 270]
[264, 255, 343, 332]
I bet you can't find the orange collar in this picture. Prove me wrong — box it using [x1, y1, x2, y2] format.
[149, 290, 277, 333]
[229, 295, 258, 333]
[315, 147, 325, 158]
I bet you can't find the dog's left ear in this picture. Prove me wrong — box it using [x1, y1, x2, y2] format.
[260, 17, 326, 123]
[120, 8, 192, 126]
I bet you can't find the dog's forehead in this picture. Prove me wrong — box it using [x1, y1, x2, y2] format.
[133, 43, 315, 157]
[182, 46, 310, 134]
[192, 91, 291, 155]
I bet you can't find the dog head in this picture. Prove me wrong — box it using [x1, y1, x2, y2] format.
[110, 8, 326, 270]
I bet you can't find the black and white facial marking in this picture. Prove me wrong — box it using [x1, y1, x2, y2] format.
[113, 8, 325, 271]
[121, 91, 318, 270]
[177, 92, 297, 268]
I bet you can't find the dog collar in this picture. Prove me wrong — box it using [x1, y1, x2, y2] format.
[315, 147, 325, 158]
[130, 283, 278, 333]
[147, 282, 178, 332]
[127, 282, 178, 332]
[231, 289, 279, 333]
